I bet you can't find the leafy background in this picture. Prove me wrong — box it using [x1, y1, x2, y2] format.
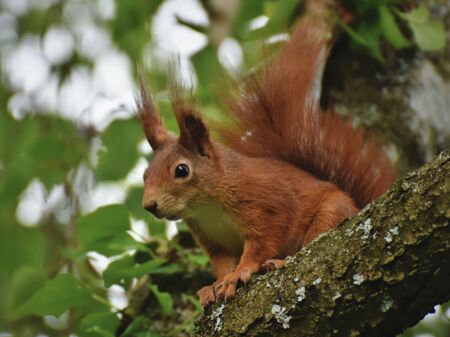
[0, 0, 449, 336]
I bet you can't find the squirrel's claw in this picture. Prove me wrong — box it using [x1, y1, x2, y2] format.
[261, 259, 286, 272]
[239, 268, 253, 284]
[215, 272, 238, 301]
[215, 267, 257, 301]
[197, 284, 216, 307]
[201, 262, 283, 305]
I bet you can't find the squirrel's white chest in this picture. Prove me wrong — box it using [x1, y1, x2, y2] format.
[189, 204, 243, 255]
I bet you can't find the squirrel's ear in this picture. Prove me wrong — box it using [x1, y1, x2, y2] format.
[136, 77, 172, 150]
[178, 113, 213, 157]
[168, 73, 213, 157]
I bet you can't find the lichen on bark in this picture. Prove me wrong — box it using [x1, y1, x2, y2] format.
[195, 150, 450, 337]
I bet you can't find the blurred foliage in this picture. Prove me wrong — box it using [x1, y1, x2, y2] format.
[341, 0, 446, 60]
[0, 0, 448, 337]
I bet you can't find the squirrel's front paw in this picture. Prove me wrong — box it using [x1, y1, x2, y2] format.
[214, 268, 255, 301]
[197, 284, 217, 307]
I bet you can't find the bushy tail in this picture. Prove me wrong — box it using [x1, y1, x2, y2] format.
[218, 8, 397, 208]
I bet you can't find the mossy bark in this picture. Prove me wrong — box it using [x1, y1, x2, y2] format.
[195, 150, 450, 337]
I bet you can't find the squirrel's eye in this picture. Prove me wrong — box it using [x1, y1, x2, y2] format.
[175, 163, 190, 179]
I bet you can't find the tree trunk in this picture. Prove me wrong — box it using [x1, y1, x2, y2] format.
[194, 150, 450, 337]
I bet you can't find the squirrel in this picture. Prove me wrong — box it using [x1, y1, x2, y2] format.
[136, 1, 397, 307]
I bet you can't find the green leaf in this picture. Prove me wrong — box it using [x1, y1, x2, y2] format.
[87, 232, 141, 257]
[76, 204, 132, 256]
[191, 45, 227, 102]
[353, 0, 395, 14]
[0, 107, 15, 162]
[119, 316, 146, 337]
[149, 284, 173, 316]
[124, 186, 147, 220]
[77, 204, 130, 244]
[378, 5, 411, 49]
[0, 116, 37, 209]
[33, 117, 87, 188]
[264, 0, 300, 33]
[148, 219, 167, 238]
[339, 13, 383, 61]
[96, 118, 143, 181]
[395, 3, 429, 23]
[409, 20, 446, 51]
[17, 274, 93, 317]
[394, 3, 446, 51]
[0, 226, 46, 277]
[8, 266, 47, 318]
[0, 116, 88, 193]
[0, 226, 46, 319]
[136, 332, 164, 337]
[103, 255, 167, 287]
[17, 10, 48, 35]
[77, 312, 120, 337]
[187, 253, 209, 267]
[233, 0, 264, 38]
[103, 254, 134, 287]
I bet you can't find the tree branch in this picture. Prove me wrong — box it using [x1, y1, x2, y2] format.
[195, 150, 450, 337]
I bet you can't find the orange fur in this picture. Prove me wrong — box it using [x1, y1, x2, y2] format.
[218, 16, 396, 209]
[136, 4, 397, 307]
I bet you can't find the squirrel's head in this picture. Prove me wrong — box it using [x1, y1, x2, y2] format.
[136, 80, 218, 221]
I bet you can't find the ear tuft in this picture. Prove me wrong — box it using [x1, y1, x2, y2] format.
[169, 78, 213, 157]
[135, 70, 172, 150]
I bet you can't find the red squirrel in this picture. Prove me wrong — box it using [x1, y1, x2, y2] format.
[136, 4, 397, 307]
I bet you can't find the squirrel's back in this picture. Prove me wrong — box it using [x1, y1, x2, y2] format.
[218, 13, 397, 209]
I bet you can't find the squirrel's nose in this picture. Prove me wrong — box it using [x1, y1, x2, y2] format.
[144, 201, 158, 214]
